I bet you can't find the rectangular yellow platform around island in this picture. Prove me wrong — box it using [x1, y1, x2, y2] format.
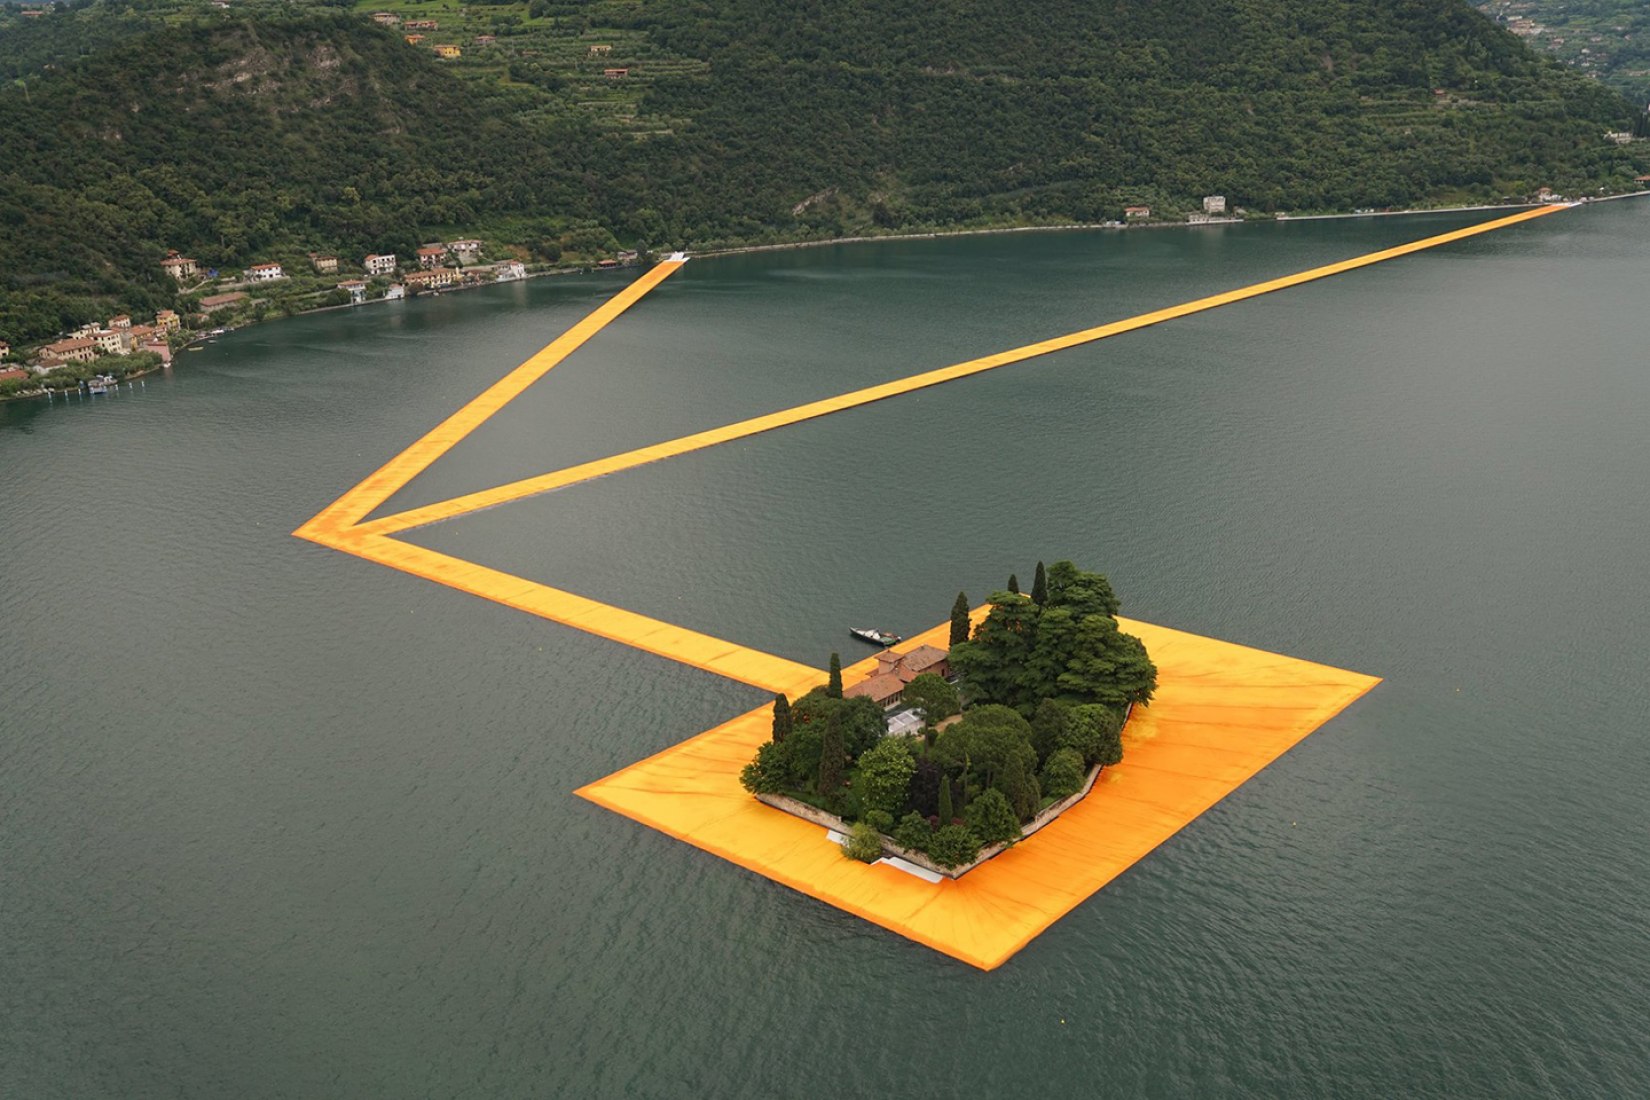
[576, 616, 1379, 971]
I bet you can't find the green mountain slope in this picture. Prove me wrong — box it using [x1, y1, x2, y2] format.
[0, 0, 1643, 347]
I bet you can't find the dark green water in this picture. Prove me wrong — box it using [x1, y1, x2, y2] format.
[3, 206, 1646, 1098]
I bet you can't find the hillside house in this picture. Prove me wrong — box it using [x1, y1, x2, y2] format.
[161, 252, 198, 281]
[0, 367, 27, 383]
[364, 253, 398, 276]
[404, 268, 456, 292]
[588, 44, 611, 56]
[474, 35, 495, 46]
[107, 314, 131, 329]
[370, 11, 399, 25]
[0, 340, 11, 359]
[155, 309, 181, 331]
[1124, 205, 1151, 219]
[495, 261, 526, 281]
[41, 337, 99, 365]
[1202, 195, 1226, 214]
[604, 68, 629, 79]
[90, 330, 128, 356]
[404, 19, 438, 30]
[247, 262, 285, 281]
[309, 253, 339, 274]
[432, 43, 461, 59]
[448, 239, 483, 262]
[384, 284, 405, 300]
[338, 279, 368, 304]
[404, 34, 424, 45]
[416, 245, 447, 269]
[199, 292, 248, 313]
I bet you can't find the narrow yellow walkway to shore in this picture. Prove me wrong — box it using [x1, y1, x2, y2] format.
[293, 208, 1562, 961]
[357, 203, 1566, 538]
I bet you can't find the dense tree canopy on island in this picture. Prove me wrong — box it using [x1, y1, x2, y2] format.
[1, 0, 1644, 345]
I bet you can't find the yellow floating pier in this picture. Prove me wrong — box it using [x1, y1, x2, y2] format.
[293, 207, 1565, 963]
[578, 615, 1380, 970]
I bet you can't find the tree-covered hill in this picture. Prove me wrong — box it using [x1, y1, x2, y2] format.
[0, 0, 1644, 346]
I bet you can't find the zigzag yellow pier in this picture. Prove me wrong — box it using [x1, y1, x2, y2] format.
[297, 207, 1558, 708]
[361, 204, 1567, 537]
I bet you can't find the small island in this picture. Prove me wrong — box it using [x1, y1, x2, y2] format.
[740, 561, 1158, 876]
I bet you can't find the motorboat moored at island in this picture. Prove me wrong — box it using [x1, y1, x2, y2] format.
[849, 627, 902, 647]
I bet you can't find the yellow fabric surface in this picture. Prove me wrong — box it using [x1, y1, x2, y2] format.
[360, 204, 1565, 537]
[578, 615, 1379, 970]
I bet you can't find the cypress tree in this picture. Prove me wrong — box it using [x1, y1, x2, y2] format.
[771, 693, 792, 742]
[1007, 573, 1020, 595]
[1031, 561, 1048, 605]
[949, 591, 971, 647]
[827, 652, 843, 698]
[937, 774, 955, 825]
[818, 709, 846, 804]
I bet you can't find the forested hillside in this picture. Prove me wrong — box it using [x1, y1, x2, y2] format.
[0, 0, 1644, 346]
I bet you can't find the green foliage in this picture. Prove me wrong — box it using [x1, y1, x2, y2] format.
[826, 652, 843, 698]
[926, 824, 982, 869]
[840, 821, 883, 863]
[893, 811, 933, 852]
[936, 773, 954, 826]
[1007, 573, 1020, 595]
[1029, 698, 1071, 766]
[864, 808, 895, 833]
[950, 563, 1157, 713]
[949, 591, 971, 647]
[1041, 747, 1087, 800]
[1031, 561, 1048, 606]
[792, 688, 887, 757]
[1065, 705, 1126, 768]
[902, 673, 959, 726]
[964, 787, 1021, 846]
[771, 693, 791, 742]
[996, 749, 1042, 821]
[739, 741, 787, 795]
[855, 738, 917, 820]
[817, 708, 847, 806]
[1, 2, 1644, 345]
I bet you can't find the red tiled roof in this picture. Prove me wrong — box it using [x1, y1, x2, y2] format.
[844, 672, 905, 704]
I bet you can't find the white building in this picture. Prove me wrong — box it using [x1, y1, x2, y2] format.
[247, 262, 285, 281]
[364, 253, 398, 277]
[495, 260, 526, 281]
[1202, 195, 1227, 214]
[338, 279, 368, 305]
[384, 284, 405, 300]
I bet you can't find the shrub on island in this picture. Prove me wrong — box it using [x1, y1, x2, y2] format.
[739, 561, 1156, 875]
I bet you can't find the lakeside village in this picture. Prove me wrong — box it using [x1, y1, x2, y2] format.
[0, 238, 641, 402]
[740, 562, 1158, 879]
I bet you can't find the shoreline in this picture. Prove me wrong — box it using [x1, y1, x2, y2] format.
[9, 192, 1644, 407]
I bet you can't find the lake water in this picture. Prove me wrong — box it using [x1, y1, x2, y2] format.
[3, 206, 1646, 1098]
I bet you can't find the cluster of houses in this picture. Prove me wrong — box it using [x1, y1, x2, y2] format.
[370, 11, 497, 56]
[31, 310, 182, 374]
[332, 240, 526, 304]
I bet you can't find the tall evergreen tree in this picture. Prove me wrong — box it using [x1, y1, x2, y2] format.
[827, 652, 843, 698]
[949, 591, 971, 647]
[1007, 573, 1020, 595]
[818, 709, 846, 803]
[1031, 561, 1048, 605]
[937, 773, 955, 825]
[771, 693, 792, 742]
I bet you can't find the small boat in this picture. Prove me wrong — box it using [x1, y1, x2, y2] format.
[850, 627, 902, 647]
[85, 373, 117, 395]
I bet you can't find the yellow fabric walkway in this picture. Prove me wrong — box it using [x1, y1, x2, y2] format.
[292, 209, 1569, 962]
